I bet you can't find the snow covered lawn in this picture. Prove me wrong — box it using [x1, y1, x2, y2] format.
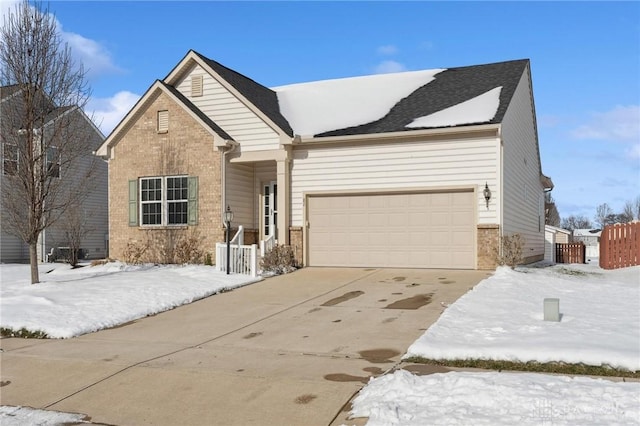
[351, 369, 640, 426]
[406, 263, 640, 371]
[348, 263, 640, 425]
[0, 261, 260, 338]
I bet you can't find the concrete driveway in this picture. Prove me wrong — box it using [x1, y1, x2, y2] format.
[0, 267, 490, 425]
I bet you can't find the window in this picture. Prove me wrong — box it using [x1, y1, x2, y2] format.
[141, 177, 163, 225]
[138, 176, 193, 226]
[3, 143, 18, 175]
[167, 176, 188, 224]
[157, 110, 168, 133]
[46, 146, 60, 178]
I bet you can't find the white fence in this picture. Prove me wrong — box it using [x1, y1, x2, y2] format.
[260, 234, 275, 257]
[216, 242, 258, 278]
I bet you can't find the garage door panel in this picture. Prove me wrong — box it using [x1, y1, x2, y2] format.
[308, 191, 475, 268]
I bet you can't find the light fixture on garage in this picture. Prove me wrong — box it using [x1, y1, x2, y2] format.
[225, 205, 234, 275]
[483, 183, 492, 209]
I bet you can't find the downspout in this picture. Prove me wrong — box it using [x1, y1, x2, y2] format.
[221, 140, 239, 222]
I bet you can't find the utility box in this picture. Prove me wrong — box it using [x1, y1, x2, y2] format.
[544, 298, 560, 322]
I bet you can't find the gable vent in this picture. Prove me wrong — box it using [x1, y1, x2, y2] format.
[191, 75, 203, 97]
[157, 110, 169, 133]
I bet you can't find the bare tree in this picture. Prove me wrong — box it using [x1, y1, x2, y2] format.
[1, 1, 97, 283]
[544, 193, 560, 227]
[594, 203, 614, 229]
[560, 215, 592, 232]
[58, 203, 95, 267]
[622, 196, 640, 222]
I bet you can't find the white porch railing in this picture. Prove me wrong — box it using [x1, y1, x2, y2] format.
[260, 234, 275, 257]
[216, 242, 258, 277]
[230, 225, 244, 245]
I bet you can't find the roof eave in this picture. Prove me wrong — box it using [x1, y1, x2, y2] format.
[297, 123, 501, 145]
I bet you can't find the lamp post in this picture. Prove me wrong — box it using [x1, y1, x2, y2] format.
[483, 183, 492, 210]
[224, 205, 233, 274]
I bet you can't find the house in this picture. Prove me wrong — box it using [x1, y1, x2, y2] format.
[0, 84, 108, 263]
[96, 50, 553, 270]
[544, 225, 572, 263]
[573, 229, 602, 262]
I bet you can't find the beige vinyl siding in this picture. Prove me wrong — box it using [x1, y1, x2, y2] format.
[500, 68, 545, 258]
[176, 65, 281, 152]
[226, 162, 254, 228]
[291, 137, 499, 227]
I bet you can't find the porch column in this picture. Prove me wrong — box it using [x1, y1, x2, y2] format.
[276, 158, 290, 245]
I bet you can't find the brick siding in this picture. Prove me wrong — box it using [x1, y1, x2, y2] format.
[477, 224, 499, 270]
[109, 91, 224, 263]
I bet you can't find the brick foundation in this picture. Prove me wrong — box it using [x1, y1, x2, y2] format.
[477, 224, 500, 270]
[289, 227, 304, 267]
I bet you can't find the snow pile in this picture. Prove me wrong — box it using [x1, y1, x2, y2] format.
[0, 262, 261, 338]
[273, 69, 444, 136]
[0, 406, 87, 426]
[407, 86, 502, 129]
[405, 264, 640, 371]
[350, 369, 640, 426]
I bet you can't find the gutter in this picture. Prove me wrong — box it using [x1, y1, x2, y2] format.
[296, 123, 501, 145]
[221, 140, 240, 222]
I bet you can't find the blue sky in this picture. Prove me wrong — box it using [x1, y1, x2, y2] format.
[2, 1, 639, 221]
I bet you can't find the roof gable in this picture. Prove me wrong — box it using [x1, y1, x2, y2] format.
[96, 80, 232, 158]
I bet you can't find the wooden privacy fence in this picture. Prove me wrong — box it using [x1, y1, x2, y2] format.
[600, 222, 640, 269]
[555, 242, 585, 264]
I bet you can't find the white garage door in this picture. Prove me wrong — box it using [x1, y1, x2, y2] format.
[307, 191, 475, 269]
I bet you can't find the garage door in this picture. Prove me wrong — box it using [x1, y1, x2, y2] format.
[307, 191, 475, 268]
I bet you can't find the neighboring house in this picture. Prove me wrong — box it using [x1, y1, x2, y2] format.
[544, 225, 572, 263]
[573, 229, 602, 262]
[0, 84, 108, 263]
[96, 50, 553, 270]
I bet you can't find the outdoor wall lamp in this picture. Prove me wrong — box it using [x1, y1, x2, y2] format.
[225, 205, 234, 274]
[483, 183, 492, 209]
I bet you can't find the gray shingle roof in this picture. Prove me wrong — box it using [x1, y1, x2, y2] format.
[318, 59, 529, 137]
[170, 53, 529, 139]
[0, 84, 22, 100]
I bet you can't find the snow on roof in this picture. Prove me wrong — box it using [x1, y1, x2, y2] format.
[406, 86, 502, 129]
[272, 69, 444, 136]
[573, 229, 602, 237]
[545, 225, 571, 234]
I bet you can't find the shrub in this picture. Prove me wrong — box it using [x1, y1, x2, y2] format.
[90, 258, 113, 267]
[496, 233, 524, 269]
[204, 252, 213, 266]
[122, 239, 149, 265]
[260, 244, 298, 275]
[174, 232, 205, 264]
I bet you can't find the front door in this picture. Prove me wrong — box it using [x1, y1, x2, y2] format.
[263, 181, 277, 241]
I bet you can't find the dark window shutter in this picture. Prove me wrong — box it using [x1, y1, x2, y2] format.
[187, 176, 198, 225]
[128, 179, 138, 226]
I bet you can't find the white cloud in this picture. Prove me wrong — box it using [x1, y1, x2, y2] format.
[377, 44, 398, 55]
[60, 30, 122, 77]
[626, 143, 640, 160]
[571, 105, 640, 142]
[86, 91, 140, 135]
[0, 1, 122, 78]
[374, 60, 407, 74]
